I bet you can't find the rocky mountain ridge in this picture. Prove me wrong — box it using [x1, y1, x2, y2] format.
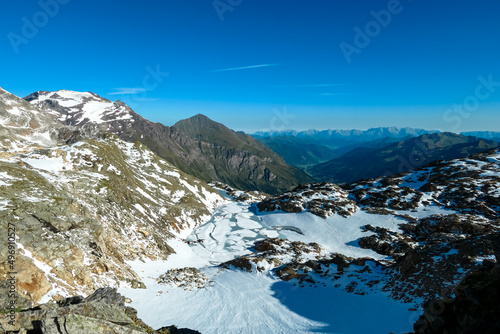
[25, 91, 312, 194]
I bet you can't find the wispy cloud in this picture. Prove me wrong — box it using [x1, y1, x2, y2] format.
[209, 64, 277, 73]
[270, 83, 349, 88]
[297, 83, 348, 88]
[311, 92, 350, 96]
[108, 88, 147, 95]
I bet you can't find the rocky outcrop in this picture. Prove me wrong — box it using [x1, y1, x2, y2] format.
[209, 181, 268, 203]
[157, 268, 211, 291]
[0, 288, 201, 334]
[257, 183, 357, 218]
[220, 238, 325, 275]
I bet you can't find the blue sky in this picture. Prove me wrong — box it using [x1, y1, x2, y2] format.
[1, 0, 499, 132]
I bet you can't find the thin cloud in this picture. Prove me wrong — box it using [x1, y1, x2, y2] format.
[270, 83, 348, 88]
[297, 83, 348, 88]
[209, 64, 277, 73]
[311, 92, 350, 96]
[108, 88, 148, 95]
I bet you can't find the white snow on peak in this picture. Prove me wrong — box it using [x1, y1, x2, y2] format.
[30, 90, 133, 125]
[34, 90, 101, 108]
[81, 100, 116, 123]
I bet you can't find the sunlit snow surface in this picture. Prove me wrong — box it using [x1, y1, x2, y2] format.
[120, 199, 424, 334]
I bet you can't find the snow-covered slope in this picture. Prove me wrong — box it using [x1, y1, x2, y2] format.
[0, 133, 225, 304]
[2, 87, 498, 332]
[26, 90, 134, 129]
[0, 86, 62, 149]
[120, 200, 418, 334]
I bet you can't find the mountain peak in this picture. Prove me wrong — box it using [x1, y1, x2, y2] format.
[25, 89, 132, 126]
[174, 114, 229, 138]
[191, 113, 211, 120]
[178, 113, 221, 127]
[25, 90, 110, 105]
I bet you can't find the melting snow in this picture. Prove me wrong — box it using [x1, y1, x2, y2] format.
[22, 156, 71, 172]
[120, 200, 419, 334]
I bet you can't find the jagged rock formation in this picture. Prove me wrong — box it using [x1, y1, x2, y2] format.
[25, 92, 312, 194]
[0, 287, 200, 334]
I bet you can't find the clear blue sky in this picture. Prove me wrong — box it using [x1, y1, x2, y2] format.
[1, 0, 499, 133]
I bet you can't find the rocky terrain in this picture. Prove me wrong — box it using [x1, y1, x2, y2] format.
[25, 92, 312, 194]
[0, 87, 225, 306]
[0, 287, 200, 333]
[247, 148, 500, 304]
[413, 260, 500, 333]
[257, 182, 357, 218]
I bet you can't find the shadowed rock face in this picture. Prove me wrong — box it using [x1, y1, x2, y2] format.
[413, 260, 500, 334]
[0, 288, 201, 334]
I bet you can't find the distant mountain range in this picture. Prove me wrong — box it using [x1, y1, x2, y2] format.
[253, 127, 437, 140]
[462, 131, 500, 141]
[253, 128, 500, 182]
[310, 132, 499, 183]
[252, 127, 438, 168]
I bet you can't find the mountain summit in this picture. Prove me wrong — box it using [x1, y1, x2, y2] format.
[25, 90, 134, 128]
[172, 114, 313, 194]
